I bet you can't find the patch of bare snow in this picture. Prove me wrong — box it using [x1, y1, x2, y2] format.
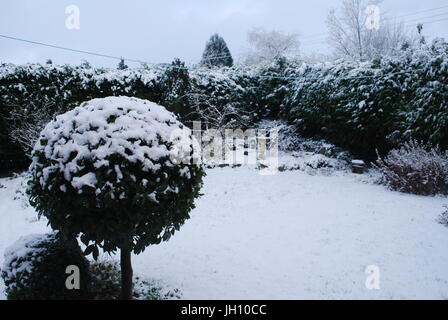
[1, 167, 448, 299]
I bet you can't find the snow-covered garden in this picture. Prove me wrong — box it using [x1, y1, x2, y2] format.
[1, 164, 448, 299]
[1, 10, 448, 299]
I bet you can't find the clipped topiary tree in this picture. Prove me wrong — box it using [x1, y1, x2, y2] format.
[1, 232, 92, 300]
[27, 96, 205, 299]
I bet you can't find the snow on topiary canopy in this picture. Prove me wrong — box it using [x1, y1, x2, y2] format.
[27, 96, 205, 298]
[29, 96, 204, 251]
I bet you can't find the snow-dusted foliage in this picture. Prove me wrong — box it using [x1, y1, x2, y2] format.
[0, 62, 165, 165]
[158, 59, 192, 121]
[256, 120, 351, 160]
[28, 96, 205, 254]
[0, 62, 255, 164]
[1, 232, 91, 300]
[2, 233, 51, 288]
[284, 39, 448, 160]
[189, 68, 253, 129]
[200, 34, 233, 68]
[89, 259, 181, 300]
[30, 97, 198, 189]
[375, 141, 448, 195]
[1, 38, 448, 167]
[277, 152, 349, 175]
[5, 94, 57, 157]
[255, 120, 302, 152]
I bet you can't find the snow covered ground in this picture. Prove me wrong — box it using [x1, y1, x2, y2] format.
[1, 167, 448, 300]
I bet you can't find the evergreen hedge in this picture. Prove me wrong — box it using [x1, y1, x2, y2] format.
[1, 39, 447, 166]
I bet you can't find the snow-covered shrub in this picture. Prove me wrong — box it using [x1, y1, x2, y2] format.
[27, 96, 205, 299]
[375, 141, 448, 195]
[256, 120, 352, 162]
[90, 259, 180, 300]
[89, 260, 122, 300]
[5, 93, 59, 157]
[297, 139, 352, 162]
[277, 152, 349, 174]
[1, 232, 91, 300]
[13, 172, 31, 207]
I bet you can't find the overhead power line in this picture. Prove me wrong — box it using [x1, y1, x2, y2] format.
[398, 4, 448, 18]
[300, 13, 448, 47]
[299, 6, 448, 45]
[0, 33, 416, 82]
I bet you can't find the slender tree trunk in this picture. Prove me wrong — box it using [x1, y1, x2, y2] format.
[120, 248, 133, 300]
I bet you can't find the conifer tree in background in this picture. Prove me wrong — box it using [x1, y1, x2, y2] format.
[117, 58, 128, 70]
[200, 34, 233, 68]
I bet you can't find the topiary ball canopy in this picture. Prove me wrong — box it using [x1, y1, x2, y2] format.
[28, 96, 205, 255]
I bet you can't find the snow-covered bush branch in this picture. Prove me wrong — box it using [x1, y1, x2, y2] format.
[189, 93, 251, 130]
[375, 141, 448, 195]
[6, 97, 59, 157]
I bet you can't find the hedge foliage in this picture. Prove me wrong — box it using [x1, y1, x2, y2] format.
[1, 39, 447, 167]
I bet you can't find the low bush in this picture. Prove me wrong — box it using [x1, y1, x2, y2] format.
[1, 232, 92, 300]
[90, 259, 180, 300]
[375, 141, 448, 195]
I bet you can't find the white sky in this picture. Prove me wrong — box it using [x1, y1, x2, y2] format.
[1, 0, 448, 67]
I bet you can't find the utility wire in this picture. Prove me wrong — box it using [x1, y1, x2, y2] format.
[0, 33, 417, 82]
[300, 13, 448, 47]
[300, 4, 448, 41]
[300, 9, 448, 45]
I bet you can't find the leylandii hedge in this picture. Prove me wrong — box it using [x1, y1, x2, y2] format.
[1, 39, 447, 166]
[0, 61, 252, 167]
[283, 39, 448, 160]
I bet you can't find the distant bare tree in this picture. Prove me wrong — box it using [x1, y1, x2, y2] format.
[242, 28, 300, 65]
[327, 0, 408, 61]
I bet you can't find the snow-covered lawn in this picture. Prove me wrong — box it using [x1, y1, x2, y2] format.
[1, 167, 448, 300]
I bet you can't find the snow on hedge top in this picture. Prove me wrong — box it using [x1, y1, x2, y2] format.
[31, 96, 198, 190]
[2, 233, 54, 288]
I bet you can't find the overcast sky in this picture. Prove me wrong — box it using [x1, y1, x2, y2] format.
[1, 0, 448, 67]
